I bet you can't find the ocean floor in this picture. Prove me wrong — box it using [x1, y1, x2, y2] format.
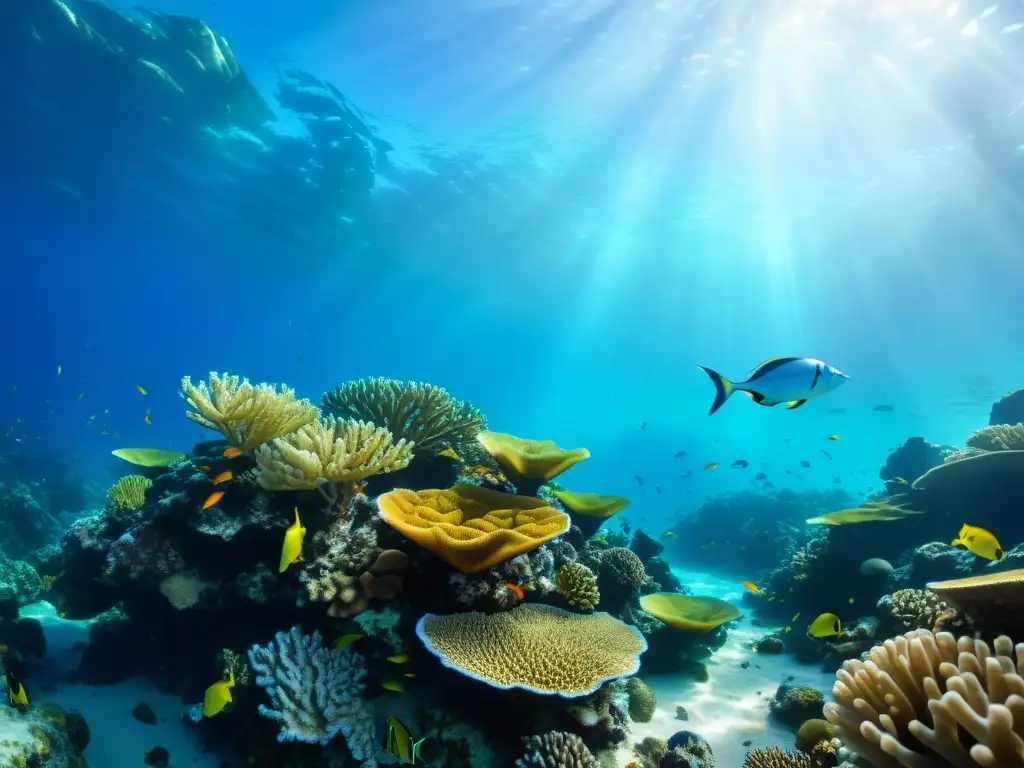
[616, 568, 836, 767]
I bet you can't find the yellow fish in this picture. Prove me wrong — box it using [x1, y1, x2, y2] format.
[387, 653, 409, 664]
[382, 680, 405, 693]
[438, 447, 461, 461]
[333, 633, 364, 649]
[791, 612, 800, 622]
[279, 507, 306, 573]
[808, 612, 842, 638]
[6, 670, 27, 707]
[137, 384, 147, 395]
[384, 715, 426, 765]
[741, 581, 760, 593]
[202, 669, 235, 717]
[827, 434, 840, 441]
[784, 626, 791, 633]
[662, 531, 677, 539]
[951, 523, 1003, 561]
[704, 463, 719, 471]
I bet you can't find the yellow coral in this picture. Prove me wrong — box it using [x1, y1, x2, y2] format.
[111, 448, 187, 467]
[553, 490, 630, 519]
[322, 378, 485, 453]
[377, 485, 568, 573]
[639, 592, 741, 631]
[106, 475, 152, 511]
[554, 562, 600, 611]
[743, 746, 812, 767]
[254, 417, 414, 490]
[476, 431, 590, 480]
[415, 603, 647, 696]
[966, 424, 1024, 451]
[180, 371, 319, 452]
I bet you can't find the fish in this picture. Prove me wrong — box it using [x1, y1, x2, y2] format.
[654, 487, 662, 494]
[144, 409, 152, 425]
[202, 491, 225, 510]
[848, 597, 855, 604]
[704, 463, 718, 471]
[640, 421, 647, 430]
[279, 507, 307, 573]
[951, 523, 1003, 561]
[384, 715, 426, 765]
[404, 673, 416, 678]
[697, 357, 848, 415]
[662, 531, 677, 539]
[387, 653, 409, 664]
[784, 626, 791, 633]
[223, 447, 243, 458]
[198, 465, 211, 472]
[333, 633, 364, 649]
[799, 460, 811, 468]
[382, 680, 405, 693]
[438, 447, 461, 461]
[506, 583, 524, 599]
[57, 365, 61, 376]
[820, 450, 833, 460]
[731, 459, 749, 469]
[755, 472, 768, 480]
[792, 612, 800, 622]
[679, 470, 693, 479]
[634, 476, 645, 487]
[211, 470, 232, 486]
[5, 670, 27, 707]
[827, 434, 839, 441]
[202, 669, 235, 717]
[741, 581, 760, 593]
[673, 450, 686, 459]
[808, 612, 842, 638]
[137, 385, 147, 395]
[874, 404, 895, 412]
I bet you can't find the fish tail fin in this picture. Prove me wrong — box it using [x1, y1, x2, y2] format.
[412, 737, 427, 763]
[697, 366, 735, 415]
[951, 538, 961, 547]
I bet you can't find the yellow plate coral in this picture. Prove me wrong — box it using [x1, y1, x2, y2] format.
[476, 431, 590, 480]
[639, 592, 741, 631]
[415, 603, 647, 697]
[111, 448, 187, 467]
[377, 484, 570, 573]
[553, 490, 629, 519]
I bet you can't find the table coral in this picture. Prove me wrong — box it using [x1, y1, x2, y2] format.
[415, 603, 647, 697]
[639, 593, 740, 632]
[927, 569, 1024, 639]
[477, 431, 590, 494]
[377, 484, 569, 573]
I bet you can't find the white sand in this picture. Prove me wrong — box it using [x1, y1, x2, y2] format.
[617, 569, 835, 766]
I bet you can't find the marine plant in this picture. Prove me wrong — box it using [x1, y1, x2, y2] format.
[106, 475, 152, 511]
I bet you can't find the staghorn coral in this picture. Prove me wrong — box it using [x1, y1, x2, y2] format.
[106, 475, 152, 511]
[824, 628, 1024, 767]
[878, 588, 968, 634]
[248, 626, 376, 764]
[965, 424, 1024, 451]
[625, 677, 656, 723]
[555, 562, 600, 611]
[744, 746, 812, 767]
[180, 372, 319, 451]
[415, 603, 647, 697]
[322, 377, 484, 454]
[377, 484, 569, 573]
[254, 417, 413, 490]
[515, 730, 600, 767]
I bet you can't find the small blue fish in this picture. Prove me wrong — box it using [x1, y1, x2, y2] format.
[698, 357, 848, 415]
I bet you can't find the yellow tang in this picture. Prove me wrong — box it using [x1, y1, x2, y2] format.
[203, 669, 235, 717]
[384, 715, 426, 765]
[951, 523, 1003, 561]
[741, 581, 760, 593]
[808, 612, 841, 638]
[5, 671, 27, 707]
[279, 508, 306, 573]
[387, 653, 409, 664]
[382, 680, 405, 693]
[333, 633, 364, 650]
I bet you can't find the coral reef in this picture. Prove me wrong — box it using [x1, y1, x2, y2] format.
[875, 588, 969, 635]
[596, 547, 647, 613]
[106, 475, 153, 511]
[555, 562, 600, 611]
[770, 685, 826, 729]
[878, 436, 947, 483]
[625, 677, 656, 723]
[889, 541, 978, 587]
[743, 746, 812, 767]
[515, 730, 600, 767]
[794, 719, 834, 754]
[990, 388, 1024, 426]
[927, 568, 1024, 639]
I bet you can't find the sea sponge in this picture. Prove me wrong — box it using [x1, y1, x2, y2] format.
[254, 417, 414, 490]
[377, 484, 569, 573]
[626, 677, 657, 723]
[639, 592, 741, 631]
[555, 562, 600, 611]
[795, 719, 834, 754]
[743, 746, 812, 767]
[180, 372, 319, 451]
[515, 731, 600, 767]
[322, 377, 484, 454]
[928, 569, 1024, 640]
[415, 603, 647, 697]
[477, 431, 590, 481]
[824, 628, 1024, 766]
[107, 475, 152, 511]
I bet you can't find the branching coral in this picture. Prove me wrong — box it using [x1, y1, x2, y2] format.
[248, 626, 376, 764]
[555, 562, 600, 611]
[878, 588, 968, 634]
[180, 372, 319, 451]
[515, 731, 600, 767]
[322, 377, 485, 453]
[254, 417, 414, 490]
[824, 628, 1024, 767]
[106, 475, 152, 511]
[743, 746, 812, 767]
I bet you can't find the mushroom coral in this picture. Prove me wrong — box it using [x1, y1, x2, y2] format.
[554, 489, 630, 538]
[377, 484, 569, 573]
[639, 593, 741, 631]
[415, 603, 647, 697]
[477, 430, 589, 495]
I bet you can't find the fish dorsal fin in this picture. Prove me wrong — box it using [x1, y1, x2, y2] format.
[293, 507, 301, 527]
[785, 400, 808, 409]
[747, 356, 802, 382]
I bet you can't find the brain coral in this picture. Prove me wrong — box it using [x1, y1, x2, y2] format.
[377, 484, 570, 573]
[415, 603, 647, 697]
[824, 628, 1024, 766]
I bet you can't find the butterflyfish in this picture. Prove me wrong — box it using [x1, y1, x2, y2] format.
[211, 470, 232, 486]
[387, 653, 409, 664]
[5, 670, 27, 707]
[279, 507, 306, 573]
[784, 626, 791, 633]
[697, 357, 849, 415]
[741, 581, 760, 593]
[384, 715, 426, 765]
[202, 491, 225, 510]
[333, 633, 364, 649]
[808, 612, 842, 638]
[382, 680, 405, 693]
[202, 669, 235, 717]
[223, 447, 243, 458]
[137, 385, 147, 395]
[951, 523, 1003, 561]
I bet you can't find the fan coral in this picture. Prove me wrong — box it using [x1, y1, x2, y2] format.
[743, 746, 812, 767]
[515, 730, 600, 767]
[377, 484, 569, 573]
[107, 475, 152, 511]
[322, 377, 485, 453]
[159, 572, 207, 610]
[248, 627, 376, 763]
[254, 417, 414, 490]
[415, 603, 647, 697]
[824, 628, 1024, 766]
[555, 562, 600, 611]
[626, 677, 656, 723]
[180, 372, 319, 451]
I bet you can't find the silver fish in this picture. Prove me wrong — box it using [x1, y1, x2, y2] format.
[697, 357, 848, 415]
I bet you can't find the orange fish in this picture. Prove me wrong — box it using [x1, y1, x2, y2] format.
[352, 481, 366, 494]
[202, 491, 225, 510]
[197, 465, 211, 472]
[741, 581, 760, 593]
[212, 470, 232, 486]
[506, 583, 524, 600]
[704, 463, 719, 471]
[223, 447, 243, 458]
